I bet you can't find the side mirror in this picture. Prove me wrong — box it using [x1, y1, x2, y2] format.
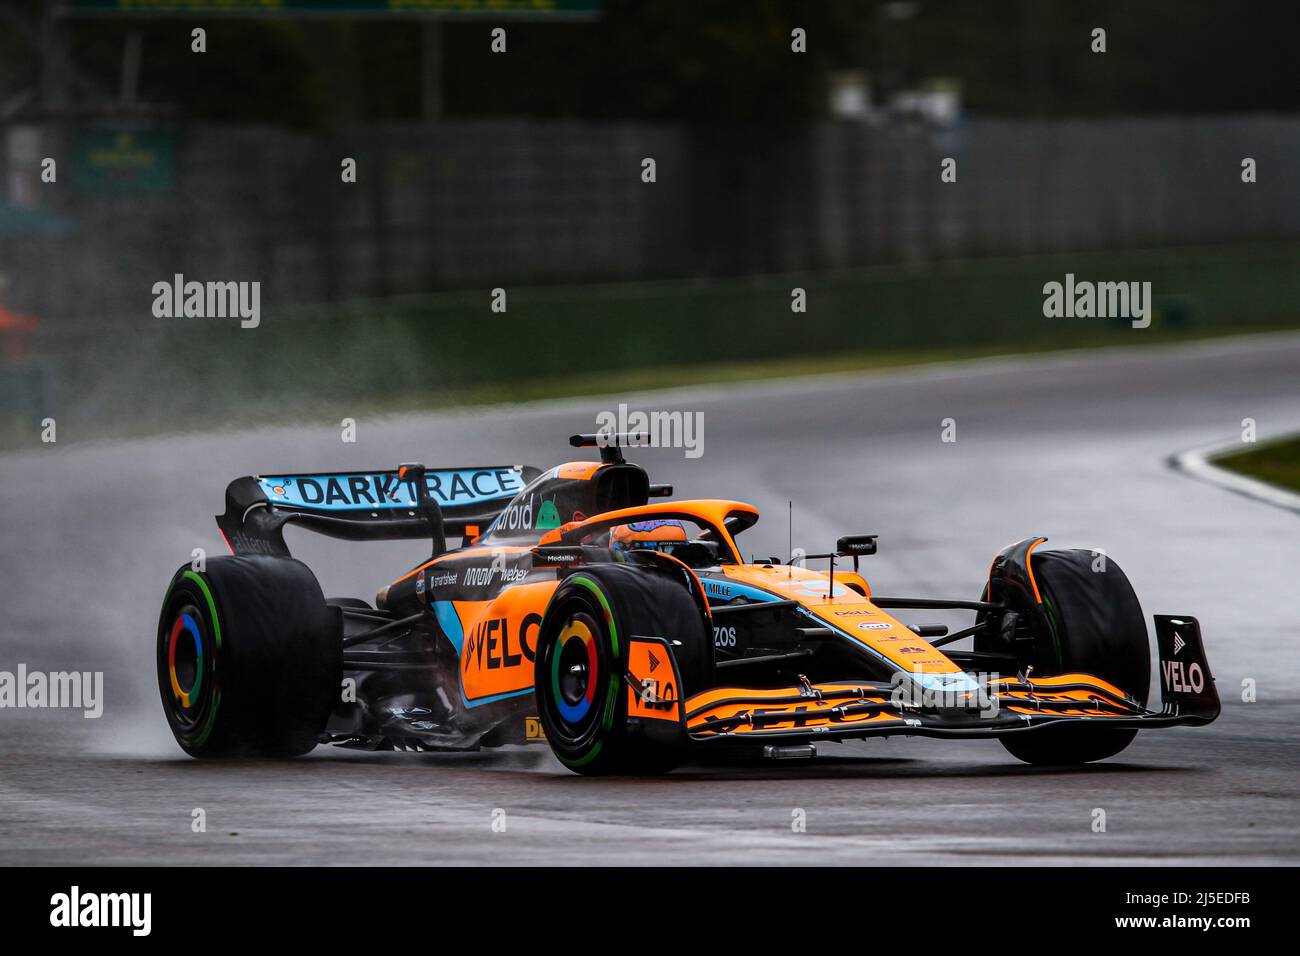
[836, 534, 878, 556]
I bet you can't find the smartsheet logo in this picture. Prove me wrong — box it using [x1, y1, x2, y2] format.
[151, 273, 261, 328]
[0, 665, 103, 718]
[49, 886, 151, 936]
[1042, 273, 1152, 329]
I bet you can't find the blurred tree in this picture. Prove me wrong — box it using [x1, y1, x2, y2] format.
[0, 0, 1295, 127]
[441, 0, 865, 121]
[908, 0, 1300, 116]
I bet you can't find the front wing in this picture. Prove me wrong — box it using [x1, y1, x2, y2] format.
[629, 615, 1220, 747]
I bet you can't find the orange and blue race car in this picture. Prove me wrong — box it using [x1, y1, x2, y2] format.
[156, 432, 1219, 773]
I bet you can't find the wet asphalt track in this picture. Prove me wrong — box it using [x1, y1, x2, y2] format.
[2, 333, 1299, 865]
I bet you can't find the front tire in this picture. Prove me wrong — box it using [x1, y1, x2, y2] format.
[157, 556, 342, 758]
[534, 565, 708, 775]
[997, 548, 1150, 766]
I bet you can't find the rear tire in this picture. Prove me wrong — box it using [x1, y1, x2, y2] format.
[997, 548, 1149, 766]
[534, 565, 708, 775]
[156, 556, 342, 758]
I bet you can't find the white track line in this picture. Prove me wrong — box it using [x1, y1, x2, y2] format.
[1168, 434, 1300, 516]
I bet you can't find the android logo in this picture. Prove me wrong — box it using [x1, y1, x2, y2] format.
[536, 499, 561, 530]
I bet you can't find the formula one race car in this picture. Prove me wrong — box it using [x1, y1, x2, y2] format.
[156, 432, 1219, 773]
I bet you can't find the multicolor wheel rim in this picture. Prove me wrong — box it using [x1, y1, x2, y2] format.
[167, 606, 205, 712]
[158, 573, 223, 750]
[551, 612, 600, 726]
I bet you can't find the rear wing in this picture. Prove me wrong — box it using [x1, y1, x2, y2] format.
[216, 464, 540, 558]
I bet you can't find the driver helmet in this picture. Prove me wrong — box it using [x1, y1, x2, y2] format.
[610, 519, 688, 556]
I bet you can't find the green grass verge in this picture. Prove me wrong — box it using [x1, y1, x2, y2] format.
[1214, 435, 1300, 495]
[4, 240, 1299, 447]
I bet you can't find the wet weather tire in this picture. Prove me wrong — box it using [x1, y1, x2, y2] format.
[156, 556, 342, 758]
[534, 566, 707, 775]
[999, 548, 1150, 766]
